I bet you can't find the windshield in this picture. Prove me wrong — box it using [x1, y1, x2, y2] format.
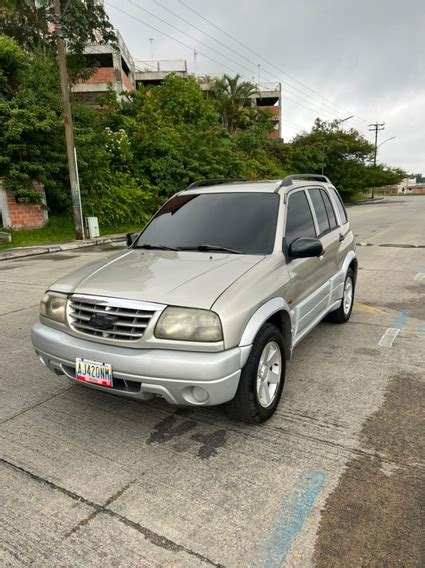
[135, 192, 279, 255]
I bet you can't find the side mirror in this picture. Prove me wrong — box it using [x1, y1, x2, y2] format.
[126, 232, 138, 248]
[288, 237, 323, 259]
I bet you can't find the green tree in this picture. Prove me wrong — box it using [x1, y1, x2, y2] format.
[210, 74, 260, 134]
[0, 0, 116, 55]
[292, 119, 404, 198]
[99, 77, 248, 202]
[0, 34, 66, 203]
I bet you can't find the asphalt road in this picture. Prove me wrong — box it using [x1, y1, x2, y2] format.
[1, 196, 424, 567]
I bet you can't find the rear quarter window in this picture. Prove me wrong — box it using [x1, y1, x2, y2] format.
[330, 188, 348, 224]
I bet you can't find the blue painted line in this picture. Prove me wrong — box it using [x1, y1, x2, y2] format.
[392, 309, 409, 330]
[418, 325, 425, 333]
[260, 470, 326, 568]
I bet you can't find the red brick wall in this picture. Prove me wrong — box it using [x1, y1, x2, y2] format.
[267, 130, 280, 140]
[77, 68, 134, 91]
[121, 71, 134, 91]
[6, 190, 46, 229]
[411, 185, 425, 194]
[79, 68, 115, 85]
[260, 105, 280, 117]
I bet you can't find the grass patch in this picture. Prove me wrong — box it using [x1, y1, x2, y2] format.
[0, 216, 144, 250]
[343, 191, 371, 203]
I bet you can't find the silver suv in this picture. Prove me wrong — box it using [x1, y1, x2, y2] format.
[32, 175, 357, 423]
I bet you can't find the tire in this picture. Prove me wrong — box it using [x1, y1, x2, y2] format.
[326, 267, 355, 323]
[225, 323, 286, 424]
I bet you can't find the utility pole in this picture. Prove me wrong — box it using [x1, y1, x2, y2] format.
[369, 122, 385, 167]
[53, 0, 84, 239]
[368, 122, 385, 199]
[149, 38, 154, 61]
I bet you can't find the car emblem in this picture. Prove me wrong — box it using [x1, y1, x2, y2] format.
[89, 313, 119, 331]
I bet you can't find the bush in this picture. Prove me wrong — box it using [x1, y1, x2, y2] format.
[82, 172, 154, 226]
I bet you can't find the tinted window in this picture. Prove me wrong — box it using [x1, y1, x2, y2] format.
[285, 191, 316, 244]
[308, 188, 330, 235]
[330, 188, 348, 224]
[321, 190, 338, 229]
[136, 192, 279, 255]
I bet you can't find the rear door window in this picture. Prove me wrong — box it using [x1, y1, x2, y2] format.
[285, 190, 316, 244]
[308, 188, 330, 235]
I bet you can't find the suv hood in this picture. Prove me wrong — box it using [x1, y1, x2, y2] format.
[52, 249, 264, 309]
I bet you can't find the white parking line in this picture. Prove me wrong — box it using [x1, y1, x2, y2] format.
[378, 328, 400, 347]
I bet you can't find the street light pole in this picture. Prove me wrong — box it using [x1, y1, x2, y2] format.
[337, 115, 354, 125]
[377, 136, 396, 149]
[53, 0, 84, 240]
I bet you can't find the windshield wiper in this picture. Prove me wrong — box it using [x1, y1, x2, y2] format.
[136, 243, 180, 251]
[179, 244, 242, 254]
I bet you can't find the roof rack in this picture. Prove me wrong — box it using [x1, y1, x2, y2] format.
[279, 174, 331, 187]
[186, 179, 248, 190]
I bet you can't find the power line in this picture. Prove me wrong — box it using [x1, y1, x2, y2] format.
[107, 2, 253, 79]
[116, 1, 358, 124]
[106, 2, 370, 132]
[178, 0, 370, 124]
[128, 0, 265, 80]
[148, 0, 365, 125]
[282, 119, 309, 130]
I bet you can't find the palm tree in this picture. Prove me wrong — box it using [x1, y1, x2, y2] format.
[211, 74, 258, 134]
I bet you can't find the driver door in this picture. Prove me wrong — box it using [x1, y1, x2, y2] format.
[284, 189, 330, 344]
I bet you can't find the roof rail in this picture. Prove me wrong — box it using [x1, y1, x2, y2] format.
[279, 174, 331, 187]
[186, 179, 248, 190]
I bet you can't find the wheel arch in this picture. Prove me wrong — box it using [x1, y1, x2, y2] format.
[349, 257, 358, 284]
[239, 298, 293, 360]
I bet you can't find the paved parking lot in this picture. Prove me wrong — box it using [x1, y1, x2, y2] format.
[1, 196, 424, 567]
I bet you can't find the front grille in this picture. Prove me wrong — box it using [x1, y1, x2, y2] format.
[68, 297, 156, 341]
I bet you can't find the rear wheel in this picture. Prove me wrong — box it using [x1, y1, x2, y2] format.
[225, 323, 285, 424]
[327, 267, 355, 323]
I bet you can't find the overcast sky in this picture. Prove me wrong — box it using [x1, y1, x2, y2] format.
[105, 0, 424, 174]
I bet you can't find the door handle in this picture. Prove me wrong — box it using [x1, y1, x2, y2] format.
[339, 233, 345, 242]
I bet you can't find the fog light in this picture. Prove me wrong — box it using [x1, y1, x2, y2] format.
[192, 386, 209, 403]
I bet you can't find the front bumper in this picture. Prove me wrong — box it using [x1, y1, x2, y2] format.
[32, 322, 250, 406]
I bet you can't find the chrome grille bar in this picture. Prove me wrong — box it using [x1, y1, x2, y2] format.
[68, 295, 161, 341]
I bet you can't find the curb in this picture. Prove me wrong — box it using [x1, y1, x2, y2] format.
[345, 197, 385, 207]
[0, 235, 126, 261]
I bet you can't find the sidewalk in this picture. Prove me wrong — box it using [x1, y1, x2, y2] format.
[0, 234, 126, 261]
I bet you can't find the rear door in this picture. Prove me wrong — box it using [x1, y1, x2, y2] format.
[329, 186, 351, 266]
[327, 186, 353, 302]
[284, 189, 330, 342]
[307, 187, 340, 278]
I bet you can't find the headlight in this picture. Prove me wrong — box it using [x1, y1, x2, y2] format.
[155, 307, 223, 342]
[40, 292, 67, 323]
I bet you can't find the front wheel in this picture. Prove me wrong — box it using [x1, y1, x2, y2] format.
[225, 323, 285, 424]
[326, 267, 355, 323]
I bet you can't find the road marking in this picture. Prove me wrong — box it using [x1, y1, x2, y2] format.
[379, 310, 409, 347]
[418, 325, 425, 333]
[414, 272, 425, 281]
[379, 328, 400, 347]
[353, 301, 381, 314]
[392, 309, 409, 329]
[260, 470, 325, 567]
